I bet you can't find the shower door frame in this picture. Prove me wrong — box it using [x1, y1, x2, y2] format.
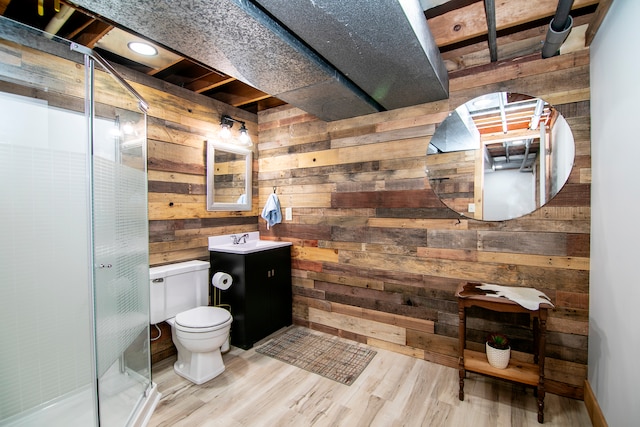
[71, 42, 156, 426]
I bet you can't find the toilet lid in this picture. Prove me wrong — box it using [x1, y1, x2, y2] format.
[175, 306, 231, 328]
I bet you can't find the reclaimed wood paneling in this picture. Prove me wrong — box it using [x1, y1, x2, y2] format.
[135, 74, 259, 266]
[258, 47, 591, 400]
[7, 28, 592, 399]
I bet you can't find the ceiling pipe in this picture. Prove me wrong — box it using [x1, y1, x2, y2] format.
[542, 0, 574, 58]
[43, 4, 75, 38]
[529, 99, 545, 130]
[483, 0, 498, 62]
[518, 139, 534, 173]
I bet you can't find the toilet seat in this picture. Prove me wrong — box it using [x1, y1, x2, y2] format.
[175, 306, 232, 333]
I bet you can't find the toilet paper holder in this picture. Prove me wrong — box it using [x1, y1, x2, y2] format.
[212, 271, 232, 290]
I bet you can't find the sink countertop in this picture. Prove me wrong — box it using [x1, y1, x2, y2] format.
[208, 232, 291, 254]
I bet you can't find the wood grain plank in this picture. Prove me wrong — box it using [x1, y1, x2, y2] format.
[330, 301, 435, 334]
[308, 307, 406, 345]
[585, 0, 615, 46]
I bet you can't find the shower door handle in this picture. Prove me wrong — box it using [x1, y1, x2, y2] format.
[97, 263, 113, 268]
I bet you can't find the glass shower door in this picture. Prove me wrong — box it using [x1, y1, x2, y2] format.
[89, 57, 151, 426]
[0, 18, 99, 427]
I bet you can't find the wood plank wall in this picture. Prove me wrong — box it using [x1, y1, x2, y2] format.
[138, 76, 260, 362]
[118, 62, 261, 363]
[257, 49, 591, 400]
[135, 81, 259, 268]
[4, 27, 591, 394]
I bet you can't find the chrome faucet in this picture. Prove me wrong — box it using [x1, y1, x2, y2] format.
[231, 233, 249, 245]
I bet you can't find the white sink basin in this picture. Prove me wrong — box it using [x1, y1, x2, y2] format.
[208, 232, 291, 254]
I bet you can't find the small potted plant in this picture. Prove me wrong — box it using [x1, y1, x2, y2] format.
[486, 333, 510, 369]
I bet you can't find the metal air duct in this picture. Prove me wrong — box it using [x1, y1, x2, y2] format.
[253, 0, 449, 110]
[71, 0, 381, 121]
[71, 0, 448, 121]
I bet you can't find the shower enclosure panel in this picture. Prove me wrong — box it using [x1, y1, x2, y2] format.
[89, 48, 154, 426]
[0, 17, 157, 427]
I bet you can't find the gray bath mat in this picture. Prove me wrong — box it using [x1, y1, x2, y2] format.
[255, 327, 376, 386]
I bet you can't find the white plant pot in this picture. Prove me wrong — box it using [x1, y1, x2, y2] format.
[486, 342, 510, 369]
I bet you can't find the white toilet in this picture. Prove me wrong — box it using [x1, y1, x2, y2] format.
[149, 260, 233, 385]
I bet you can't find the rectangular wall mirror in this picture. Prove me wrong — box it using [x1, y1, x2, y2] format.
[206, 141, 252, 211]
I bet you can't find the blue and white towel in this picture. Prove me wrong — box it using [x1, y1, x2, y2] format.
[261, 193, 282, 229]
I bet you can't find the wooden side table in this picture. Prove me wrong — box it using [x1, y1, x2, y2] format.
[456, 282, 553, 423]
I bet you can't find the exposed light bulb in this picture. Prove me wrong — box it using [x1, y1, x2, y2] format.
[238, 124, 252, 146]
[219, 124, 231, 139]
[122, 122, 135, 135]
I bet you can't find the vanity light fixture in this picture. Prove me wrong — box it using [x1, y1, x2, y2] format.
[219, 115, 252, 146]
[127, 41, 158, 56]
[219, 115, 233, 139]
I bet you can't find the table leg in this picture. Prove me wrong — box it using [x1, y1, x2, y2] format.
[537, 311, 547, 423]
[458, 304, 466, 401]
[533, 316, 539, 364]
[538, 394, 545, 423]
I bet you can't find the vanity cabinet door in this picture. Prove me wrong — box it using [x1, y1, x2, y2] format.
[211, 246, 292, 349]
[258, 246, 292, 335]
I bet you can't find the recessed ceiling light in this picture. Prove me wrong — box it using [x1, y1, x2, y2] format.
[127, 41, 157, 56]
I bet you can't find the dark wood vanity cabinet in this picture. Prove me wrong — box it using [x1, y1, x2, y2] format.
[210, 246, 292, 349]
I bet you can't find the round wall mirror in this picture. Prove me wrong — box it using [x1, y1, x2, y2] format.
[426, 92, 575, 221]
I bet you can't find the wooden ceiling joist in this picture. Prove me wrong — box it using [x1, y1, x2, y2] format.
[147, 57, 184, 77]
[74, 19, 112, 48]
[585, 0, 614, 46]
[187, 75, 237, 94]
[232, 93, 273, 108]
[429, 0, 599, 47]
[0, 0, 11, 15]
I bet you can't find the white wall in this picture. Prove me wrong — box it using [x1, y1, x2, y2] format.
[483, 169, 535, 220]
[589, 1, 640, 425]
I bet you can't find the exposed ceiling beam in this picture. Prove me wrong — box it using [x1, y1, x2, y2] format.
[424, 0, 481, 18]
[147, 57, 184, 77]
[482, 128, 545, 144]
[428, 0, 599, 47]
[74, 20, 112, 48]
[0, 0, 11, 15]
[233, 93, 272, 108]
[585, 0, 614, 46]
[187, 75, 237, 94]
[208, 80, 272, 107]
[63, 16, 94, 39]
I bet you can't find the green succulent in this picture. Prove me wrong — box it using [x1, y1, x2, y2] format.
[487, 333, 510, 350]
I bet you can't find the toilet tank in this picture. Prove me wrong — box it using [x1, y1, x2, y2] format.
[149, 260, 210, 324]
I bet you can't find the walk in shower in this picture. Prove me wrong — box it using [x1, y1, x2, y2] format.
[0, 17, 158, 426]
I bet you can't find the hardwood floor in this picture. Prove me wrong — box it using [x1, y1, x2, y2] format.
[147, 327, 591, 426]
